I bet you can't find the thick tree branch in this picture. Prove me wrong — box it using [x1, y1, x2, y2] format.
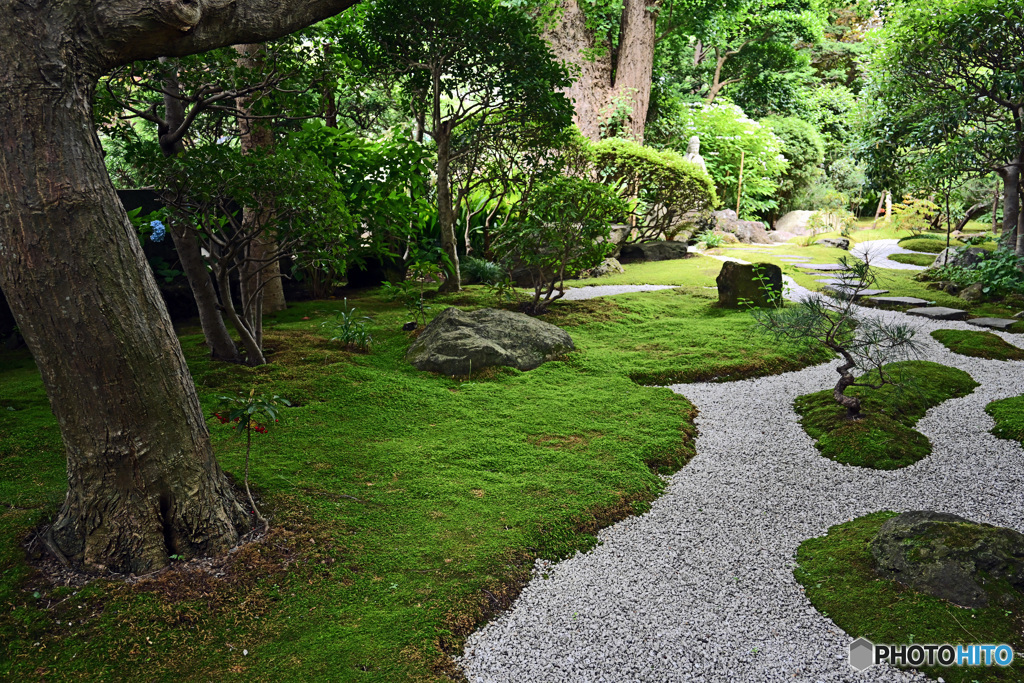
[94, 0, 361, 69]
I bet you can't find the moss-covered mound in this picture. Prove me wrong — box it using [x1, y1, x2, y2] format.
[889, 252, 934, 267]
[793, 361, 978, 469]
[932, 329, 1024, 360]
[898, 236, 964, 253]
[796, 512, 1024, 683]
[986, 395, 1024, 446]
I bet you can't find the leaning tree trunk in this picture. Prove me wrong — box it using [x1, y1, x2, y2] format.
[159, 60, 242, 363]
[544, 0, 659, 143]
[1002, 159, 1023, 256]
[0, 55, 249, 574]
[434, 124, 462, 293]
[832, 352, 862, 419]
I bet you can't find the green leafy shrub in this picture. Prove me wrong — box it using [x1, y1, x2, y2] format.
[460, 257, 506, 285]
[496, 176, 627, 313]
[593, 137, 717, 242]
[928, 248, 1024, 296]
[891, 195, 939, 234]
[761, 116, 825, 211]
[696, 231, 725, 249]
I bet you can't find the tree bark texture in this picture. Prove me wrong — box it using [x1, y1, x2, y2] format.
[544, 0, 659, 143]
[434, 126, 462, 293]
[0, 0, 357, 573]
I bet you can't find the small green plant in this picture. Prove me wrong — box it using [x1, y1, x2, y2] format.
[382, 258, 441, 328]
[485, 274, 522, 305]
[696, 230, 725, 249]
[214, 388, 291, 531]
[460, 256, 506, 285]
[321, 298, 373, 351]
[929, 248, 1024, 296]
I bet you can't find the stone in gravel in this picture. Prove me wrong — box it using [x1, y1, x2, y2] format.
[967, 317, 1018, 331]
[794, 263, 848, 271]
[716, 261, 782, 308]
[871, 510, 1024, 608]
[619, 242, 688, 263]
[866, 296, 931, 307]
[815, 238, 850, 250]
[406, 307, 573, 375]
[906, 306, 969, 321]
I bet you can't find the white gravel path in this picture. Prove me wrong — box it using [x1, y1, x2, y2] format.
[459, 248, 1024, 682]
[851, 239, 933, 271]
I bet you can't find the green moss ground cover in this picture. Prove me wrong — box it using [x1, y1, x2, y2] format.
[889, 252, 935, 267]
[796, 512, 1024, 683]
[931, 330, 1024, 360]
[986, 396, 1024, 446]
[898, 236, 967, 253]
[0, 281, 829, 681]
[793, 361, 978, 469]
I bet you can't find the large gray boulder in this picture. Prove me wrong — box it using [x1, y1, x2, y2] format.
[871, 511, 1024, 608]
[774, 210, 817, 235]
[932, 246, 988, 269]
[406, 307, 574, 375]
[618, 241, 688, 263]
[716, 261, 783, 308]
[713, 210, 772, 245]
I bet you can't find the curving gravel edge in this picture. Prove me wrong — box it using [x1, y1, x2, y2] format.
[458, 249, 1024, 683]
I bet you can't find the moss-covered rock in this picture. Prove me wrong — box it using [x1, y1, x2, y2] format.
[871, 511, 1024, 608]
[406, 307, 575, 375]
[715, 261, 782, 308]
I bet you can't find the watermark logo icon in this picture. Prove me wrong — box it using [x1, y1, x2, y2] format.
[849, 638, 1014, 670]
[849, 637, 874, 671]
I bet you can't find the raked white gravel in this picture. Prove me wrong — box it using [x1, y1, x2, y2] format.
[459, 246, 1024, 682]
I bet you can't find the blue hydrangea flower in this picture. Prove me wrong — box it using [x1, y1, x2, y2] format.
[150, 220, 166, 243]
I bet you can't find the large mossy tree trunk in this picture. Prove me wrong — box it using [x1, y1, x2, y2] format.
[544, 0, 659, 143]
[0, 0, 356, 574]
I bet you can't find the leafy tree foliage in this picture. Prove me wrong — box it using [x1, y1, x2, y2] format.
[861, 0, 1024, 250]
[762, 115, 825, 213]
[593, 138, 719, 240]
[357, 0, 574, 292]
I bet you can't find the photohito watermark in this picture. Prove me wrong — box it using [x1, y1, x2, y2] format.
[849, 638, 1014, 671]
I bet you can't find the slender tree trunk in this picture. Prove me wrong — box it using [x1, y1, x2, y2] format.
[0, 58, 248, 574]
[543, 0, 658, 143]
[435, 126, 461, 293]
[1002, 159, 1023, 256]
[158, 60, 242, 363]
[235, 43, 286, 314]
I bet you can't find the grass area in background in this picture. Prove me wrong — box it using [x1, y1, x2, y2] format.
[793, 361, 978, 470]
[562, 253, 724, 287]
[796, 512, 1024, 683]
[931, 330, 1024, 361]
[986, 395, 1024, 447]
[897, 236, 966, 253]
[0, 284, 829, 681]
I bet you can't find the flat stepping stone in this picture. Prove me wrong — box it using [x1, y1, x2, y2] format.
[816, 277, 865, 285]
[967, 317, 1018, 331]
[906, 306, 969, 321]
[823, 286, 889, 298]
[794, 263, 848, 271]
[867, 296, 932, 307]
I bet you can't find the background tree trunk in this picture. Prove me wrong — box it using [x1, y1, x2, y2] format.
[235, 43, 287, 314]
[0, 62, 249, 575]
[543, 0, 659, 143]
